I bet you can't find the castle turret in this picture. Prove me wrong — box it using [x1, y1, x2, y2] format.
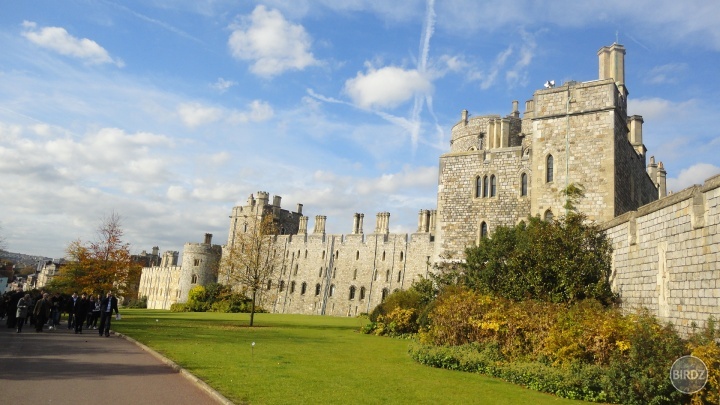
[657, 162, 667, 198]
[313, 215, 326, 235]
[298, 216, 308, 234]
[375, 212, 390, 234]
[352, 213, 364, 234]
[598, 43, 627, 96]
[257, 191, 269, 208]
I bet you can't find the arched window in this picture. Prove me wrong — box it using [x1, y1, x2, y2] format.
[305, 250, 308, 259]
[318, 267, 323, 277]
[483, 176, 489, 198]
[294, 264, 298, 275]
[349, 286, 356, 300]
[521, 173, 528, 196]
[191, 274, 198, 284]
[322, 251, 326, 260]
[545, 209, 554, 222]
[315, 283, 321, 296]
[290, 281, 296, 294]
[397, 271, 402, 282]
[332, 268, 336, 279]
[335, 250, 339, 259]
[301, 282, 307, 295]
[399, 251, 404, 262]
[381, 288, 389, 301]
[353, 269, 357, 280]
[279, 280, 285, 292]
[475, 176, 482, 198]
[481, 221, 488, 239]
[546, 155, 554, 183]
[329, 284, 335, 297]
[356, 251, 359, 260]
[267, 280, 272, 290]
[382, 251, 386, 261]
[359, 287, 366, 300]
[385, 270, 390, 282]
[490, 175, 497, 197]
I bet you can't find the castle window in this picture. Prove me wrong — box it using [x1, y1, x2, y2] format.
[290, 281, 296, 294]
[359, 287, 366, 300]
[335, 250, 339, 259]
[475, 176, 482, 198]
[193, 259, 200, 266]
[322, 251, 325, 260]
[373, 270, 377, 281]
[294, 264, 298, 276]
[353, 269, 357, 280]
[279, 280, 285, 292]
[329, 284, 335, 297]
[305, 250, 308, 259]
[381, 288, 389, 301]
[521, 173, 528, 196]
[544, 210, 554, 222]
[191, 274, 198, 284]
[318, 267, 323, 277]
[356, 251, 359, 260]
[297, 250, 300, 258]
[490, 175, 497, 197]
[480, 221, 488, 239]
[267, 280, 272, 290]
[397, 271, 402, 282]
[349, 286, 356, 300]
[399, 251, 404, 262]
[301, 282, 307, 295]
[546, 155, 554, 183]
[385, 270, 390, 282]
[315, 284, 321, 296]
[382, 251, 386, 261]
[333, 268, 336, 279]
[483, 176, 489, 198]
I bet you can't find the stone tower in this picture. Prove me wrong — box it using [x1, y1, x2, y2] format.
[226, 192, 304, 250]
[177, 233, 222, 302]
[434, 43, 662, 260]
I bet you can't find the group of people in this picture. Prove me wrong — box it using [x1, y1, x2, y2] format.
[1, 288, 120, 337]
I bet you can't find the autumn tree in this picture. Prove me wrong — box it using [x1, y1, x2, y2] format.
[49, 212, 141, 298]
[220, 213, 281, 326]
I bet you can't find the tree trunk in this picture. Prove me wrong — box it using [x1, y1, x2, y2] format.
[250, 288, 256, 326]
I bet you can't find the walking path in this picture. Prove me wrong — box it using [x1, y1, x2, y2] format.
[0, 319, 232, 405]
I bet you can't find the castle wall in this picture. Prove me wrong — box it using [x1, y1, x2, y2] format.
[435, 147, 531, 259]
[529, 80, 618, 222]
[138, 265, 182, 310]
[603, 174, 720, 335]
[268, 230, 434, 317]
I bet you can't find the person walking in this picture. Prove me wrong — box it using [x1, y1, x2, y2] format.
[87, 295, 101, 329]
[73, 293, 90, 334]
[15, 294, 31, 333]
[98, 291, 119, 337]
[33, 293, 51, 332]
[66, 292, 78, 329]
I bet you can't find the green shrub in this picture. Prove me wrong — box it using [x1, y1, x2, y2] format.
[123, 296, 147, 309]
[169, 303, 187, 312]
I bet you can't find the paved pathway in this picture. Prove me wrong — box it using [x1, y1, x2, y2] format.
[0, 319, 229, 405]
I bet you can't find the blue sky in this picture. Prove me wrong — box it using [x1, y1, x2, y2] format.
[1, 0, 719, 259]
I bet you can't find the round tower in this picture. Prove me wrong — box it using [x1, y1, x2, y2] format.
[177, 234, 222, 303]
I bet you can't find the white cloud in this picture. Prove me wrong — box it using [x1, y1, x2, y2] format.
[344, 65, 433, 109]
[645, 63, 688, 85]
[355, 166, 437, 194]
[177, 103, 223, 128]
[228, 100, 274, 123]
[21, 21, 123, 67]
[467, 46, 513, 90]
[667, 163, 720, 192]
[211, 78, 237, 93]
[628, 97, 696, 121]
[228, 5, 319, 77]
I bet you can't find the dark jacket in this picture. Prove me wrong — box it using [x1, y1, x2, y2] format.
[33, 298, 51, 318]
[100, 296, 119, 315]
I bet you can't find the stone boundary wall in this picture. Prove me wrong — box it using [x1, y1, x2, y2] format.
[603, 174, 720, 335]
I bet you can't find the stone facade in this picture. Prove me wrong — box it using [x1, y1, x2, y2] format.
[603, 174, 720, 335]
[139, 43, 718, 333]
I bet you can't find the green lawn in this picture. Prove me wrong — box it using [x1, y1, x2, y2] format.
[114, 310, 589, 405]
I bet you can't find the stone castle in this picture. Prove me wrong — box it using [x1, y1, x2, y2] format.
[139, 43, 719, 334]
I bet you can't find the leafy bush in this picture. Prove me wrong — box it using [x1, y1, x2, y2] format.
[688, 317, 719, 405]
[122, 296, 147, 309]
[463, 213, 616, 305]
[169, 303, 187, 312]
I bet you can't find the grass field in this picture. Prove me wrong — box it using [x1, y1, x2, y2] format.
[113, 310, 589, 404]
